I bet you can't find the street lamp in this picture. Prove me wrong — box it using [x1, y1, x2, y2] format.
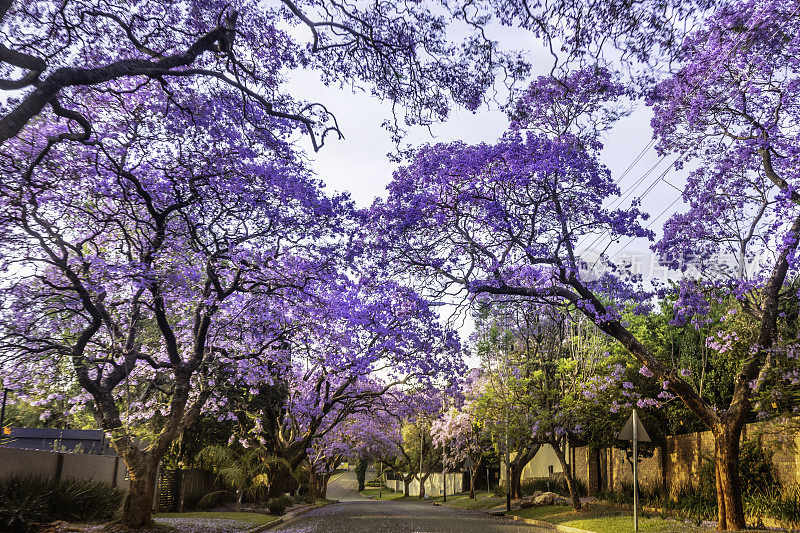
[442, 393, 447, 503]
[419, 421, 424, 500]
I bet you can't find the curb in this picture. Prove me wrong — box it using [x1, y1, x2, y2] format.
[506, 515, 594, 533]
[246, 502, 333, 532]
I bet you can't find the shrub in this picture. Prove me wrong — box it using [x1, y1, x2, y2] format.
[267, 495, 290, 515]
[0, 476, 125, 531]
[739, 438, 778, 495]
[520, 477, 587, 498]
[745, 482, 800, 529]
[196, 490, 235, 510]
[671, 483, 716, 525]
[602, 481, 716, 524]
[0, 492, 48, 533]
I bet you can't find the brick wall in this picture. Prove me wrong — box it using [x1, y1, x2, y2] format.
[528, 419, 799, 496]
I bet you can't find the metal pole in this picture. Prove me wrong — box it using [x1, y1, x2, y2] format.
[633, 412, 640, 531]
[487, 466, 490, 493]
[379, 462, 382, 499]
[442, 395, 446, 503]
[419, 425, 424, 499]
[505, 412, 511, 512]
[0, 388, 8, 434]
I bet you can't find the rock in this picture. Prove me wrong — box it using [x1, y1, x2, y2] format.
[533, 491, 560, 505]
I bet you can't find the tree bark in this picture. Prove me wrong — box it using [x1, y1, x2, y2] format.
[714, 424, 745, 530]
[511, 463, 523, 500]
[551, 440, 581, 511]
[469, 466, 477, 499]
[403, 477, 411, 497]
[510, 445, 539, 499]
[321, 472, 330, 499]
[121, 458, 158, 529]
[308, 471, 317, 500]
[419, 472, 430, 499]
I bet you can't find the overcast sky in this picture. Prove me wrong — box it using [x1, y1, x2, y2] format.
[289, 70, 686, 262]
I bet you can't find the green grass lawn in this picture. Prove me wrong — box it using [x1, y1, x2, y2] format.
[509, 505, 715, 533]
[153, 511, 279, 526]
[440, 492, 505, 510]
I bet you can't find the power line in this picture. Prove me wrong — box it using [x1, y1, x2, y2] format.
[598, 0, 793, 263]
[607, 192, 683, 261]
[580, 0, 787, 264]
[613, 139, 655, 187]
[577, 154, 673, 254]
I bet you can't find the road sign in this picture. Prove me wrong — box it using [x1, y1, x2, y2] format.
[618, 409, 650, 532]
[618, 411, 651, 442]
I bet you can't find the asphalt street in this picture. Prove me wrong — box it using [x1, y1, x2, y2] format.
[274, 471, 552, 533]
[272, 500, 553, 533]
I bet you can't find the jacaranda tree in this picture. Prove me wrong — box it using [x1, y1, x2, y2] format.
[236, 278, 463, 470]
[646, 0, 800, 527]
[0, 85, 348, 527]
[0, 0, 525, 150]
[369, 45, 798, 526]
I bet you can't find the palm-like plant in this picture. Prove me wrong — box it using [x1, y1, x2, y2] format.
[196, 445, 288, 510]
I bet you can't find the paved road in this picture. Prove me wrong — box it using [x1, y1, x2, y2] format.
[280, 472, 550, 533]
[325, 469, 370, 502]
[273, 500, 552, 532]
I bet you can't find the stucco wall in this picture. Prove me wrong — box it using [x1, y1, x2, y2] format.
[0, 447, 129, 491]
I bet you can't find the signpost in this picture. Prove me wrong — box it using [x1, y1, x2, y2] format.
[618, 409, 651, 532]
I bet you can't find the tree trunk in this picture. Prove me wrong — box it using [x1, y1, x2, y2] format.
[551, 440, 581, 510]
[508, 445, 539, 499]
[321, 472, 331, 499]
[403, 476, 411, 497]
[714, 425, 745, 530]
[308, 471, 318, 500]
[419, 472, 429, 499]
[511, 463, 524, 500]
[469, 466, 476, 499]
[121, 459, 157, 529]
